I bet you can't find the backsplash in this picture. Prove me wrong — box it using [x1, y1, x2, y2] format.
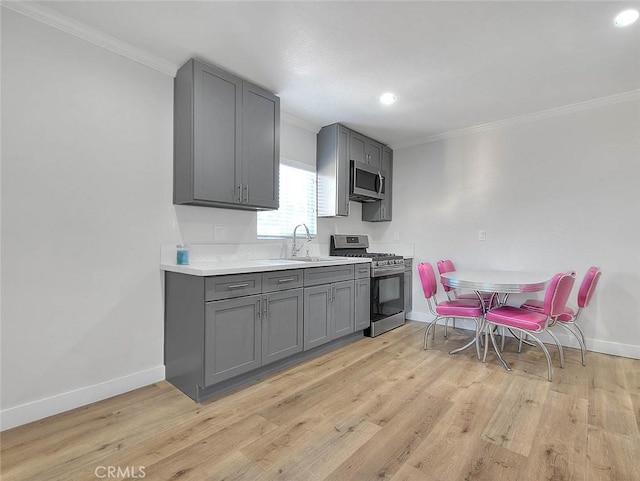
[160, 240, 414, 265]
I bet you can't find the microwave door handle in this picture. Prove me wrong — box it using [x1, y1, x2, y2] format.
[377, 172, 384, 195]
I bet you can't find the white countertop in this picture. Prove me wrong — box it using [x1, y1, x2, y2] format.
[161, 256, 371, 276]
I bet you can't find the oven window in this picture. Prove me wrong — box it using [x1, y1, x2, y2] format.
[371, 273, 404, 321]
[379, 277, 400, 304]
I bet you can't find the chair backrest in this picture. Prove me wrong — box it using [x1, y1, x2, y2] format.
[544, 271, 577, 317]
[577, 266, 601, 308]
[417, 262, 438, 300]
[436, 259, 456, 292]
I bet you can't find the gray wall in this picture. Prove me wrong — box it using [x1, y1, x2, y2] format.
[395, 100, 640, 358]
[2, 7, 639, 430]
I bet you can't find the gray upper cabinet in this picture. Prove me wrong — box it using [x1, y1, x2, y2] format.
[362, 146, 393, 222]
[349, 131, 382, 170]
[317, 124, 350, 217]
[174, 58, 279, 210]
[317, 123, 390, 218]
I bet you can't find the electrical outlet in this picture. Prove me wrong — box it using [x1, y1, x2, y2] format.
[213, 225, 227, 241]
[478, 230, 486, 241]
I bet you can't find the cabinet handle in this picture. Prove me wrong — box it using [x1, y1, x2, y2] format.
[227, 283, 249, 289]
[257, 298, 261, 321]
[237, 184, 242, 202]
[277, 277, 295, 283]
[244, 185, 249, 203]
[358, 268, 368, 274]
[264, 297, 269, 316]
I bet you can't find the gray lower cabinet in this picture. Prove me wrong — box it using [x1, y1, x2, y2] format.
[404, 258, 413, 314]
[204, 287, 304, 386]
[355, 277, 371, 331]
[205, 294, 262, 385]
[262, 288, 304, 365]
[165, 263, 368, 402]
[303, 280, 355, 350]
[174, 58, 279, 210]
[303, 284, 332, 349]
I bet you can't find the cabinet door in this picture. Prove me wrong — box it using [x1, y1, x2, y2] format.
[204, 295, 262, 386]
[262, 289, 303, 365]
[303, 285, 332, 350]
[362, 147, 392, 222]
[355, 277, 371, 331]
[243, 82, 280, 209]
[365, 140, 383, 170]
[404, 269, 412, 313]
[193, 61, 242, 204]
[317, 124, 351, 217]
[349, 131, 366, 163]
[332, 280, 355, 339]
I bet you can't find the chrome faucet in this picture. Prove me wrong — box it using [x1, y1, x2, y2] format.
[291, 224, 312, 257]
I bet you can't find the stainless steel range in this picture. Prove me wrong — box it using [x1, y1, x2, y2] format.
[330, 234, 405, 337]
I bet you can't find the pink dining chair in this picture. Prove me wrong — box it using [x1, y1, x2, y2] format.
[437, 259, 494, 307]
[520, 266, 600, 366]
[483, 271, 576, 381]
[417, 262, 484, 359]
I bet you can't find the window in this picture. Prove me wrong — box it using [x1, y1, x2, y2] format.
[257, 159, 317, 238]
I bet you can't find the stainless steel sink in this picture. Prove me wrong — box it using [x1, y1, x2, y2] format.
[269, 256, 333, 263]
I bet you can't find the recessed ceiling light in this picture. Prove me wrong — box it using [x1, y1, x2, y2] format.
[614, 9, 639, 27]
[380, 93, 396, 105]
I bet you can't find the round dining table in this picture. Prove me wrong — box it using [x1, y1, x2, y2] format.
[440, 269, 551, 294]
[439, 269, 553, 369]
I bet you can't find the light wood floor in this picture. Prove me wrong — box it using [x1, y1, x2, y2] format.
[2, 321, 639, 481]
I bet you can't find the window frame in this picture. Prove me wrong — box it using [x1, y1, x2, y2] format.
[257, 158, 317, 239]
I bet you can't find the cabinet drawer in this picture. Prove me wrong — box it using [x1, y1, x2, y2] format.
[354, 263, 371, 279]
[304, 265, 355, 287]
[205, 273, 262, 301]
[262, 269, 304, 293]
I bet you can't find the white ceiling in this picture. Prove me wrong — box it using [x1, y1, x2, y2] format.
[29, 1, 640, 147]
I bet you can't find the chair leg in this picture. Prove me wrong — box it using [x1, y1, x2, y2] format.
[525, 332, 554, 382]
[483, 324, 490, 363]
[572, 322, 587, 366]
[424, 317, 442, 349]
[487, 325, 512, 371]
[547, 330, 565, 368]
[474, 318, 482, 360]
[559, 322, 587, 366]
[444, 317, 449, 338]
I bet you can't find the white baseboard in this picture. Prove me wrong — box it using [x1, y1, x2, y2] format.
[0, 365, 165, 431]
[406, 311, 640, 360]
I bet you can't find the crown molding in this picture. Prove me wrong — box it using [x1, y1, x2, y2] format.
[2, 1, 178, 77]
[281, 112, 321, 133]
[392, 89, 640, 150]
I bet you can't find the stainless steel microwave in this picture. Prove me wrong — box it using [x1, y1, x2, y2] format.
[350, 160, 386, 202]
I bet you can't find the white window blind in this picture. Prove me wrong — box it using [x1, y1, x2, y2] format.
[257, 159, 317, 238]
